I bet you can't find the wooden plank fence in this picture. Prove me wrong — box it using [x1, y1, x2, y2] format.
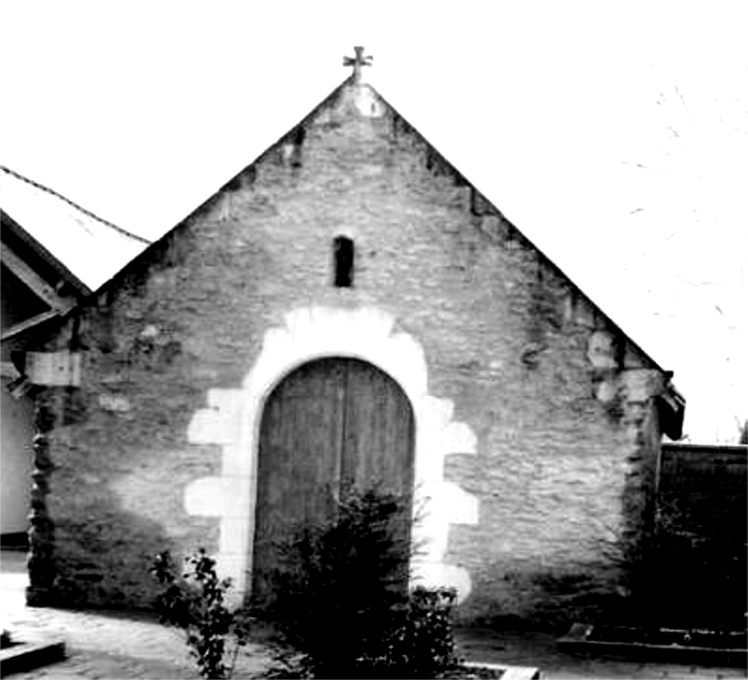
[657, 443, 747, 533]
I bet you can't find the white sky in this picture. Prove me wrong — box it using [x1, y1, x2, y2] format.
[1, 1, 746, 442]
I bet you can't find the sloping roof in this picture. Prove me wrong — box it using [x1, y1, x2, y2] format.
[0, 166, 151, 292]
[2, 208, 89, 296]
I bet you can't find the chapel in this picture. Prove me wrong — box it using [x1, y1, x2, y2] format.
[20, 49, 684, 625]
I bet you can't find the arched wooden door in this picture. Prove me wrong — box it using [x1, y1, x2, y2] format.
[251, 358, 415, 603]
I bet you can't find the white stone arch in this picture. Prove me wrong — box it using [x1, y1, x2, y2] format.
[186, 306, 478, 607]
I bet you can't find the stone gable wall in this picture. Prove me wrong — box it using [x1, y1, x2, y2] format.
[35, 82, 667, 625]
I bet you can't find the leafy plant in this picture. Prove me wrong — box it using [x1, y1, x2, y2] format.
[382, 586, 461, 678]
[598, 498, 747, 630]
[650, 500, 747, 631]
[258, 485, 461, 678]
[150, 548, 252, 679]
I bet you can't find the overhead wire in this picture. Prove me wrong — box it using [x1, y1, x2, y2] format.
[0, 165, 153, 245]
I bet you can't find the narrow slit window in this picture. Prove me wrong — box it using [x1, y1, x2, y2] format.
[333, 236, 354, 288]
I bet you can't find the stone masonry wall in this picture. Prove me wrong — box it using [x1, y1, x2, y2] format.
[37, 80, 667, 624]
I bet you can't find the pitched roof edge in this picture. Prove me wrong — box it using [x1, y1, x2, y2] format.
[2, 209, 91, 296]
[372, 84, 686, 417]
[163, 78, 355, 229]
[83, 80, 357, 301]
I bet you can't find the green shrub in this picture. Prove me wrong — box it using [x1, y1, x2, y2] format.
[150, 549, 252, 679]
[260, 486, 461, 678]
[383, 586, 460, 677]
[600, 499, 747, 630]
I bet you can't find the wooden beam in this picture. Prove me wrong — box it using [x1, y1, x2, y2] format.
[0, 361, 20, 379]
[0, 310, 61, 342]
[1, 245, 75, 312]
[26, 351, 82, 386]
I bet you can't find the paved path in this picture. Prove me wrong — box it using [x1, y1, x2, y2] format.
[2, 550, 745, 678]
[1, 551, 268, 679]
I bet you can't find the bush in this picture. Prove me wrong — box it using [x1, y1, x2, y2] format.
[150, 549, 252, 679]
[649, 501, 747, 630]
[600, 499, 747, 630]
[259, 486, 461, 678]
[383, 586, 460, 677]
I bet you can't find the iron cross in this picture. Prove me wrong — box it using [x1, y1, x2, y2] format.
[343, 46, 372, 81]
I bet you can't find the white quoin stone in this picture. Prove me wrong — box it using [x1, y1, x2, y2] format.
[184, 477, 222, 516]
[186, 389, 244, 444]
[186, 306, 479, 608]
[621, 369, 664, 402]
[587, 331, 619, 370]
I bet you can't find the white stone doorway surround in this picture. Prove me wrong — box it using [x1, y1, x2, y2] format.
[185, 306, 478, 608]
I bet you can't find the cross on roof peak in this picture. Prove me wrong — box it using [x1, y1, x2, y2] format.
[343, 46, 372, 82]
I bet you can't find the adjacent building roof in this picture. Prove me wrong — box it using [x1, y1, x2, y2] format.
[0, 165, 151, 293]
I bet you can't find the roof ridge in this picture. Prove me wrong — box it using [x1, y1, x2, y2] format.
[0, 165, 152, 245]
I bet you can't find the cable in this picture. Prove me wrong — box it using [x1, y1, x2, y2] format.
[0, 165, 152, 245]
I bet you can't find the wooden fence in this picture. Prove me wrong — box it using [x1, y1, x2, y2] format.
[657, 443, 747, 533]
